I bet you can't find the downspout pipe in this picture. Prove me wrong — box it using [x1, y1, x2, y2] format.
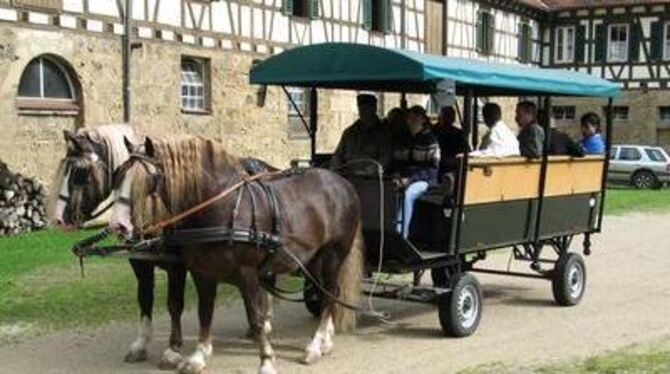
[123, 0, 132, 123]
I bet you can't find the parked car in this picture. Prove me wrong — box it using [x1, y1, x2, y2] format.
[608, 145, 670, 189]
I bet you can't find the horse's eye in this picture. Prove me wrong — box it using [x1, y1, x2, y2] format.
[71, 166, 90, 186]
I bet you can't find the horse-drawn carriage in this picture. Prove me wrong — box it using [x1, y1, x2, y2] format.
[250, 42, 619, 337]
[61, 43, 619, 373]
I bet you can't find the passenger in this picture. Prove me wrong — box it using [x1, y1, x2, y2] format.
[516, 101, 545, 159]
[434, 106, 468, 174]
[539, 109, 584, 157]
[386, 107, 408, 142]
[392, 105, 440, 238]
[330, 94, 394, 175]
[471, 103, 520, 157]
[580, 112, 605, 155]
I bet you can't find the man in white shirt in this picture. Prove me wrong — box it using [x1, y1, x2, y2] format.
[471, 103, 520, 157]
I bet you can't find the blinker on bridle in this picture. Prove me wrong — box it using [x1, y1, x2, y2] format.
[113, 153, 164, 207]
[57, 155, 111, 203]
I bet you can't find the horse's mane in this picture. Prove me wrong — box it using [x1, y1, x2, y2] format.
[85, 124, 137, 169]
[130, 135, 244, 227]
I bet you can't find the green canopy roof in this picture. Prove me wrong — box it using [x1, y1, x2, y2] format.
[250, 43, 620, 98]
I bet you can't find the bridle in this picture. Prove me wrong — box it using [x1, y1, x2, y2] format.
[57, 146, 115, 223]
[112, 153, 165, 209]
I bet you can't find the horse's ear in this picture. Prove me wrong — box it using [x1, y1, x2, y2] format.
[123, 136, 134, 154]
[144, 137, 156, 157]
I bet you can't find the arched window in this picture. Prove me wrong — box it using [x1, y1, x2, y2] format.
[17, 55, 80, 113]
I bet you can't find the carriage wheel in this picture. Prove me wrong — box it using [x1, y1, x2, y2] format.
[303, 277, 322, 318]
[438, 273, 482, 337]
[552, 253, 586, 306]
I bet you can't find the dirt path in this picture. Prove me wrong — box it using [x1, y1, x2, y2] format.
[1, 212, 669, 374]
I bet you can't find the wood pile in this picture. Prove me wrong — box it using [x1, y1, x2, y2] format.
[0, 160, 47, 235]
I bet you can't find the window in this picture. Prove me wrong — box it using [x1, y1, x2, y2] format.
[180, 57, 210, 113]
[644, 148, 667, 162]
[665, 23, 670, 60]
[281, 0, 318, 18]
[607, 106, 629, 121]
[555, 26, 575, 63]
[552, 106, 576, 121]
[363, 0, 392, 34]
[518, 22, 533, 63]
[610, 146, 618, 160]
[618, 147, 641, 161]
[660, 106, 670, 122]
[287, 87, 310, 139]
[476, 10, 495, 55]
[608, 24, 629, 62]
[16, 55, 79, 113]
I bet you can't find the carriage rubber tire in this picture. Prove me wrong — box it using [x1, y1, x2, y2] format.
[551, 253, 586, 306]
[438, 272, 483, 337]
[631, 170, 658, 189]
[303, 277, 322, 318]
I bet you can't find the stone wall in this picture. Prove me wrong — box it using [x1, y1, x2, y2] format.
[553, 90, 668, 150]
[0, 23, 362, 187]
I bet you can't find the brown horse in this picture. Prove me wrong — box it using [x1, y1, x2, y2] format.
[49, 125, 192, 368]
[109, 135, 364, 374]
[50, 126, 275, 369]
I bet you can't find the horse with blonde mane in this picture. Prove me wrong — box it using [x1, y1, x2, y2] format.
[49, 124, 192, 368]
[109, 135, 364, 374]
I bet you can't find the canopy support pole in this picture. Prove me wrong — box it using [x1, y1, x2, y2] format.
[533, 96, 552, 246]
[400, 93, 408, 109]
[597, 97, 614, 232]
[309, 87, 318, 161]
[472, 94, 479, 150]
[453, 87, 474, 256]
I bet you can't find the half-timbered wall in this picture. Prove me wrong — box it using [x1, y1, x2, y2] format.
[444, 0, 543, 65]
[0, 0, 426, 183]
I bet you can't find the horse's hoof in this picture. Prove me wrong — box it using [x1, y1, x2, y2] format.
[124, 348, 148, 363]
[157, 348, 182, 370]
[258, 358, 277, 374]
[302, 348, 321, 365]
[177, 359, 206, 374]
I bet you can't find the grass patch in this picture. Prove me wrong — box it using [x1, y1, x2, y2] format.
[605, 187, 670, 215]
[0, 229, 238, 339]
[459, 339, 670, 374]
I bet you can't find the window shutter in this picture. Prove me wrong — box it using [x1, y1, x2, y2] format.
[629, 22, 640, 62]
[362, 0, 373, 30]
[575, 25, 586, 63]
[486, 13, 495, 55]
[309, 0, 319, 19]
[383, 0, 393, 34]
[594, 24, 605, 62]
[281, 0, 293, 15]
[475, 11, 484, 52]
[650, 21, 663, 61]
[517, 23, 524, 62]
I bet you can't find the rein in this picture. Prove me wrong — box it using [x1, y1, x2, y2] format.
[141, 170, 285, 235]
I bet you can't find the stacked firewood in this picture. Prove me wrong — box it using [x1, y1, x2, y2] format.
[0, 160, 47, 235]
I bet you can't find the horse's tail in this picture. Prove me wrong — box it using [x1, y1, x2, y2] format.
[333, 220, 364, 332]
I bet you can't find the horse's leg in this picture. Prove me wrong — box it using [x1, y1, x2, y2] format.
[177, 274, 217, 374]
[125, 259, 155, 363]
[239, 270, 276, 374]
[303, 251, 336, 365]
[158, 262, 187, 370]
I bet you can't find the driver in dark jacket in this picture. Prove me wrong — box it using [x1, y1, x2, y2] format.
[330, 94, 393, 176]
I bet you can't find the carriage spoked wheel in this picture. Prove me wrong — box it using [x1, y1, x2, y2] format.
[303, 277, 323, 318]
[551, 253, 586, 306]
[438, 273, 483, 337]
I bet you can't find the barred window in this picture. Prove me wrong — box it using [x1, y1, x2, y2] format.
[552, 106, 575, 121]
[180, 57, 210, 113]
[287, 87, 310, 139]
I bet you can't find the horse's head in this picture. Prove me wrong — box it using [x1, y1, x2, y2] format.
[51, 130, 113, 227]
[109, 137, 167, 240]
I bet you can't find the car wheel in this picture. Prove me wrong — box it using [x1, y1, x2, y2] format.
[631, 170, 657, 189]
